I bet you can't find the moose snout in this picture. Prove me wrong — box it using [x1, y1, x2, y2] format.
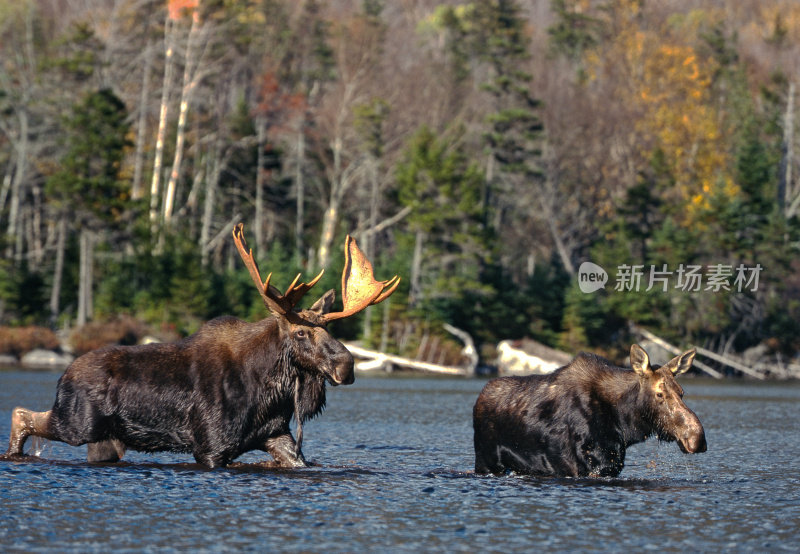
[677, 411, 707, 454]
[678, 428, 707, 453]
[328, 353, 355, 386]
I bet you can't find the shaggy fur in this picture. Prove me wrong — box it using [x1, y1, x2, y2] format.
[5, 292, 353, 468]
[473, 345, 706, 477]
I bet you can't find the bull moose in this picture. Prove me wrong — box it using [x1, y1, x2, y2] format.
[3, 224, 398, 468]
[473, 344, 706, 477]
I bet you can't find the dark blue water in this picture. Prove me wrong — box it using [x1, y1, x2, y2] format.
[1, 370, 798, 552]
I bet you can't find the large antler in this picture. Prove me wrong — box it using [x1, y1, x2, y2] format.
[321, 235, 400, 322]
[232, 223, 324, 316]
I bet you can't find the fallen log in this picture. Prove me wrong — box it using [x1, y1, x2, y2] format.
[495, 338, 572, 376]
[693, 345, 765, 380]
[443, 323, 478, 374]
[630, 325, 724, 379]
[343, 343, 470, 377]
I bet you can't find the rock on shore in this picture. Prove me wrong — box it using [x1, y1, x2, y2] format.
[20, 349, 75, 370]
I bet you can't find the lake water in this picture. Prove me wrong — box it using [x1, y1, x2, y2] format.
[1, 369, 798, 552]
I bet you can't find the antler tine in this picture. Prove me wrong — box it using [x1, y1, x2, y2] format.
[322, 235, 400, 322]
[284, 269, 325, 308]
[232, 224, 292, 315]
[233, 223, 326, 315]
[373, 275, 401, 304]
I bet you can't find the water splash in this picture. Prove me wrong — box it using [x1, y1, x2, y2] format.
[28, 436, 48, 457]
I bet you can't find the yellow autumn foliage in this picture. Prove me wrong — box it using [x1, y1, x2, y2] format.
[586, 5, 738, 223]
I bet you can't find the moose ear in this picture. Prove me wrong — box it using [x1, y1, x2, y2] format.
[665, 348, 696, 376]
[630, 344, 651, 375]
[309, 290, 336, 316]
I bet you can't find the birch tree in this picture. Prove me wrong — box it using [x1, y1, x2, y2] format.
[314, 6, 385, 269]
[0, 0, 38, 261]
[163, 2, 207, 224]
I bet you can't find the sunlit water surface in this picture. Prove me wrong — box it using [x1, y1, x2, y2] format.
[1, 370, 798, 552]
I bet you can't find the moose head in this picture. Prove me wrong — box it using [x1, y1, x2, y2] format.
[630, 344, 707, 454]
[232, 223, 399, 387]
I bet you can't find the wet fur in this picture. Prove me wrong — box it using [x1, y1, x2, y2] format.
[473, 352, 699, 477]
[9, 313, 344, 468]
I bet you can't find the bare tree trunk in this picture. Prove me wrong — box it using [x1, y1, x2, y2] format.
[164, 13, 202, 224]
[380, 300, 390, 353]
[317, 133, 343, 270]
[545, 210, 575, 275]
[409, 230, 425, 307]
[255, 115, 266, 253]
[150, 17, 175, 227]
[3, 2, 36, 261]
[132, 38, 153, 200]
[317, 202, 340, 270]
[781, 81, 799, 219]
[77, 228, 94, 326]
[0, 158, 13, 213]
[482, 152, 494, 226]
[362, 155, 381, 340]
[5, 108, 28, 260]
[30, 183, 43, 264]
[49, 216, 67, 325]
[538, 169, 576, 275]
[295, 128, 305, 260]
[317, 126, 360, 269]
[365, 156, 380, 260]
[200, 138, 222, 267]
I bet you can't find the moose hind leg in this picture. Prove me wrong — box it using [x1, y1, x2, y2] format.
[265, 434, 307, 468]
[6, 408, 56, 456]
[87, 439, 127, 463]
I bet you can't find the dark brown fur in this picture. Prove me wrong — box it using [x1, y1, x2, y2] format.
[4, 292, 353, 468]
[473, 345, 706, 477]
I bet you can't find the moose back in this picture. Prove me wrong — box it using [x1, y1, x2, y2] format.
[473, 344, 707, 477]
[3, 224, 398, 468]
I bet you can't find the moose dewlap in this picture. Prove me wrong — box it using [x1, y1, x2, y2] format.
[4, 224, 398, 469]
[473, 344, 707, 477]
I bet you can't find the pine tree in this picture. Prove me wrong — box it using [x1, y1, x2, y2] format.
[46, 88, 132, 324]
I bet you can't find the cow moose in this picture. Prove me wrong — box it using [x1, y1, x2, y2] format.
[473, 344, 707, 477]
[3, 224, 398, 469]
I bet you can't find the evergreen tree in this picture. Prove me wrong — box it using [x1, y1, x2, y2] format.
[46, 88, 132, 324]
[395, 126, 488, 312]
[46, 89, 131, 226]
[547, 0, 600, 65]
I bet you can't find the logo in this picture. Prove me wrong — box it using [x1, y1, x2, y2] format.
[578, 262, 608, 293]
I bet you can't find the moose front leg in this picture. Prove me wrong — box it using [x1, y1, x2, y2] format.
[263, 434, 307, 468]
[5, 407, 56, 456]
[87, 439, 127, 463]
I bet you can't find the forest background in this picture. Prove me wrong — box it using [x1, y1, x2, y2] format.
[1, 0, 799, 370]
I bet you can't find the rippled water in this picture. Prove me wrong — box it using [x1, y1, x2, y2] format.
[1, 370, 798, 552]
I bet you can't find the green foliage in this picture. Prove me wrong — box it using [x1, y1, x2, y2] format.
[0, 261, 48, 325]
[547, 0, 601, 63]
[45, 88, 132, 228]
[463, 1, 544, 182]
[48, 23, 104, 83]
[522, 256, 570, 344]
[354, 97, 390, 158]
[559, 282, 622, 351]
[396, 126, 484, 234]
[396, 127, 488, 281]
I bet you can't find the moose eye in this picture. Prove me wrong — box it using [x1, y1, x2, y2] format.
[656, 392, 664, 400]
[295, 329, 307, 339]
